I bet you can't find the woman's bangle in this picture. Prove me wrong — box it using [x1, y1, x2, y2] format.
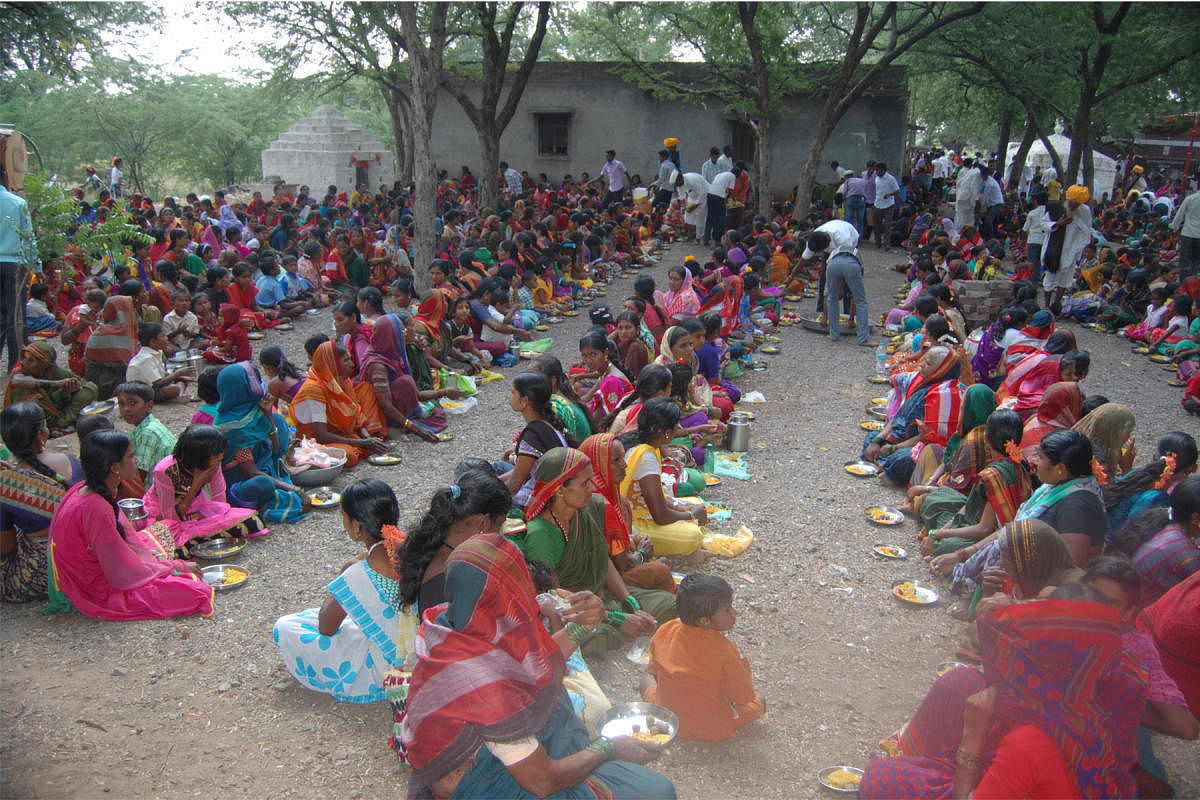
[565, 622, 590, 645]
[623, 595, 641, 613]
[606, 609, 627, 627]
[586, 736, 616, 761]
[955, 747, 985, 770]
[403, 419, 413, 431]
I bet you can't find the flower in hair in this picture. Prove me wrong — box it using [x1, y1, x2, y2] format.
[1003, 439, 1023, 463]
[1091, 457, 1108, 486]
[1152, 453, 1177, 490]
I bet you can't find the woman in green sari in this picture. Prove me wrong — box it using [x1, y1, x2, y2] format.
[918, 409, 1032, 558]
[530, 355, 594, 444]
[519, 447, 676, 657]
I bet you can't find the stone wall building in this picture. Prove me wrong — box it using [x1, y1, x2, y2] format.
[429, 62, 907, 198]
[260, 105, 394, 193]
[263, 63, 907, 200]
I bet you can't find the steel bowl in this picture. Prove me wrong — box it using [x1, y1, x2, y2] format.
[285, 460, 346, 488]
[80, 398, 118, 416]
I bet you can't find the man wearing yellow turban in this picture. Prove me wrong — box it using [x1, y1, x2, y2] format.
[1043, 183, 1094, 305]
[662, 137, 681, 173]
[1065, 184, 1090, 205]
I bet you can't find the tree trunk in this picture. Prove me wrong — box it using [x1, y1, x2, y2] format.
[794, 108, 839, 217]
[1006, 118, 1037, 192]
[385, 87, 409, 186]
[1065, 100, 1092, 188]
[754, 116, 772, 217]
[995, 107, 1013, 168]
[399, 3, 447, 296]
[477, 126, 501, 213]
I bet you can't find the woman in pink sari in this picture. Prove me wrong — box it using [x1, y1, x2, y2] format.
[142, 424, 268, 555]
[654, 265, 701, 322]
[47, 430, 214, 620]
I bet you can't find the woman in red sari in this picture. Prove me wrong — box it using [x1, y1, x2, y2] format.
[1018, 381, 1083, 461]
[861, 596, 1148, 799]
[579, 433, 676, 593]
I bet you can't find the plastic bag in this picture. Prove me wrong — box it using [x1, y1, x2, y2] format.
[712, 451, 751, 481]
[440, 395, 478, 415]
[436, 368, 477, 397]
[476, 368, 505, 384]
[521, 337, 555, 353]
[742, 390, 766, 404]
[702, 524, 754, 557]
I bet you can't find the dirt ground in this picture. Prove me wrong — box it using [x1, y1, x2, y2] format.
[1, 238, 1196, 799]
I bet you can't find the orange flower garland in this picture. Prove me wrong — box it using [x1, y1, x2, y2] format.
[1152, 453, 1178, 490]
[1091, 458, 1108, 486]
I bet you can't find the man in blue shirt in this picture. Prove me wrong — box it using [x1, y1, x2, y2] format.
[0, 172, 38, 371]
[978, 166, 1006, 239]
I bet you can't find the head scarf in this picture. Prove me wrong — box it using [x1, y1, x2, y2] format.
[1035, 382, 1083, 429]
[1065, 185, 1090, 204]
[1072, 403, 1135, 475]
[218, 303, 241, 331]
[402, 534, 564, 797]
[292, 341, 368, 435]
[216, 204, 242, 234]
[214, 362, 274, 458]
[525, 447, 590, 520]
[414, 292, 448, 343]
[943, 383, 996, 463]
[939, 217, 960, 243]
[1023, 310, 1054, 339]
[16, 341, 57, 376]
[946, 259, 970, 280]
[654, 270, 700, 320]
[1001, 518, 1077, 594]
[360, 313, 411, 380]
[84, 294, 136, 364]
[3, 342, 64, 409]
[579, 433, 633, 546]
[979, 599, 1145, 798]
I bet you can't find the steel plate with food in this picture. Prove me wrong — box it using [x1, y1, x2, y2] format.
[870, 396, 887, 405]
[305, 308, 322, 316]
[597, 702, 679, 747]
[819, 766, 864, 793]
[891, 579, 939, 605]
[760, 345, 780, 355]
[201, 564, 249, 591]
[1148, 354, 1170, 363]
[80, 398, 118, 416]
[562, 310, 579, 317]
[872, 544, 908, 559]
[1132, 346, 1151, 354]
[860, 420, 883, 431]
[704, 473, 722, 486]
[274, 322, 294, 331]
[535, 324, 550, 331]
[867, 375, 890, 384]
[785, 294, 804, 301]
[248, 331, 266, 340]
[865, 505, 905, 525]
[190, 537, 248, 560]
[867, 404, 888, 420]
[625, 636, 651, 666]
[844, 460, 879, 477]
[368, 454, 403, 465]
[305, 486, 342, 508]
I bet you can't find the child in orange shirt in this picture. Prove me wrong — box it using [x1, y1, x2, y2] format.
[640, 574, 764, 741]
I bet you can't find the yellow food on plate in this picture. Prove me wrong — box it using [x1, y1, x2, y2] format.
[867, 507, 898, 522]
[704, 474, 721, 485]
[860, 421, 883, 431]
[704, 504, 724, 515]
[875, 546, 901, 557]
[632, 731, 671, 745]
[826, 768, 861, 790]
[213, 567, 248, 586]
[893, 581, 918, 600]
[845, 464, 874, 475]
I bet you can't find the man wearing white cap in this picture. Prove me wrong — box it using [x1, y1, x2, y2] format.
[805, 219, 869, 345]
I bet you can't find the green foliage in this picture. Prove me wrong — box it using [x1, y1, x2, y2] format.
[0, 2, 159, 80]
[21, 171, 151, 269]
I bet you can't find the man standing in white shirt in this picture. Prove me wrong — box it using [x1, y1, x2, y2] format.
[871, 163, 900, 250]
[1171, 189, 1200, 279]
[651, 149, 675, 206]
[979, 166, 1006, 239]
[593, 150, 629, 209]
[1022, 191, 1051, 282]
[704, 169, 736, 246]
[954, 158, 982, 230]
[932, 150, 952, 197]
[700, 148, 722, 183]
[804, 220, 869, 345]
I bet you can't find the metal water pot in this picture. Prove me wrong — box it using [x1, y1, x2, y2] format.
[725, 412, 751, 452]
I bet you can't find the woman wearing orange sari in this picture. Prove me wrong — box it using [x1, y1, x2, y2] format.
[579, 433, 676, 593]
[289, 341, 388, 466]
